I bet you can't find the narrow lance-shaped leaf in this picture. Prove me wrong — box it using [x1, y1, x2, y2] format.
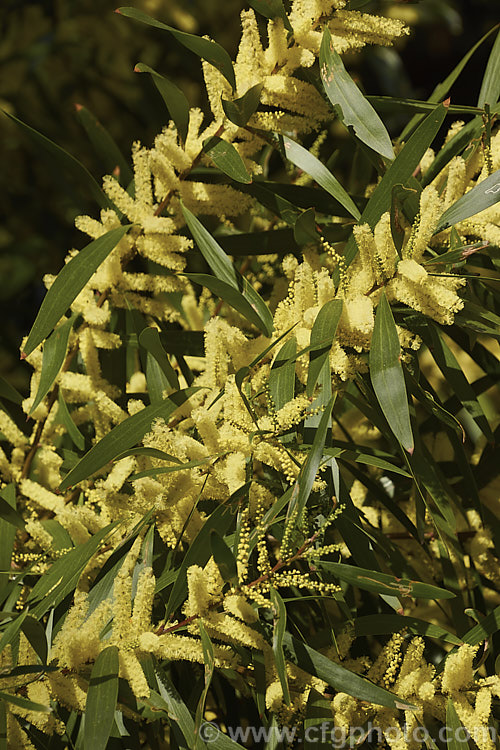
[281, 136, 360, 220]
[270, 337, 296, 411]
[399, 23, 499, 142]
[478, 28, 500, 107]
[248, 0, 292, 32]
[0, 376, 22, 405]
[446, 699, 470, 750]
[344, 101, 448, 267]
[29, 315, 76, 415]
[139, 327, 180, 391]
[181, 203, 273, 336]
[4, 112, 112, 210]
[134, 62, 189, 144]
[117, 7, 236, 90]
[318, 561, 455, 600]
[270, 588, 291, 704]
[369, 292, 414, 453]
[75, 104, 133, 184]
[166, 503, 235, 616]
[434, 168, 500, 233]
[221, 83, 263, 127]
[23, 225, 132, 357]
[25, 523, 118, 618]
[291, 395, 335, 519]
[210, 530, 238, 585]
[57, 391, 85, 451]
[203, 136, 252, 183]
[194, 621, 215, 750]
[84, 646, 119, 750]
[320, 28, 394, 161]
[282, 633, 415, 710]
[306, 299, 343, 397]
[59, 387, 200, 491]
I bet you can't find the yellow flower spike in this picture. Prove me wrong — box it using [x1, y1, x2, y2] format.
[441, 643, 478, 694]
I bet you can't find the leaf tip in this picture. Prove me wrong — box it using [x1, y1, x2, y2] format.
[74, 103, 83, 112]
[114, 7, 123, 14]
[406, 444, 415, 456]
[133, 64, 141, 73]
[443, 97, 451, 108]
[20, 351, 27, 360]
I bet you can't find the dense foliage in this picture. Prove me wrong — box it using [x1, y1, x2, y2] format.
[0, 1, 499, 748]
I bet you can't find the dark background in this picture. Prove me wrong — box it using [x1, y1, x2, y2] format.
[1, 0, 498, 391]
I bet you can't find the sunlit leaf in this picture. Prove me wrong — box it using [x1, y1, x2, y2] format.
[134, 63, 189, 143]
[59, 388, 200, 490]
[281, 136, 361, 220]
[203, 136, 252, 183]
[434, 168, 500, 233]
[221, 83, 263, 127]
[23, 225, 132, 357]
[117, 7, 235, 90]
[369, 292, 414, 453]
[320, 28, 394, 160]
[84, 646, 119, 750]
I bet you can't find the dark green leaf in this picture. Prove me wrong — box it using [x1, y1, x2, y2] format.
[319, 562, 455, 599]
[306, 300, 343, 397]
[130, 454, 220, 480]
[84, 646, 119, 750]
[135, 63, 190, 143]
[114, 447, 181, 463]
[0, 691, 51, 713]
[269, 337, 296, 411]
[434, 168, 500, 233]
[0, 485, 17, 600]
[203, 136, 252, 183]
[416, 323, 493, 440]
[399, 24, 499, 142]
[369, 292, 414, 453]
[446, 699, 470, 750]
[21, 616, 48, 664]
[478, 28, 500, 107]
[248, 0, 292, 32]
[139, 327, 180, 393]
[270, 588, 290, 704]
[281, 136, 360, 220]
[353, 614, 462, 644]
[181, 204, 273, 336]
[60, 388, 199, 490]
[422, 240, 489, 266]
[320, 29, 394, 160]
[4, 112, 112, 210]
[75, 104, 133, 184]
[344, 102, 448, 266]
[293, 207, 320, 246]
[0, 490, 25, 530]
[0, 609, 28, 657]
[210, 531, 238, 584]
[57, 391, 85, 451]
[194, 621, 215, 750]
[0, 376, 22, 406]
[221, 84, 263, 127]
[29, 315, 75, 415]
[25, 523, 118, 618]
[186, 273, 273, 336]
[117, 7, 235, 90]
[23, 225, 132, 356]
[292, 396, 335, 519]
[283, 633, 415, 710]
[166, 504, 235, 616]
